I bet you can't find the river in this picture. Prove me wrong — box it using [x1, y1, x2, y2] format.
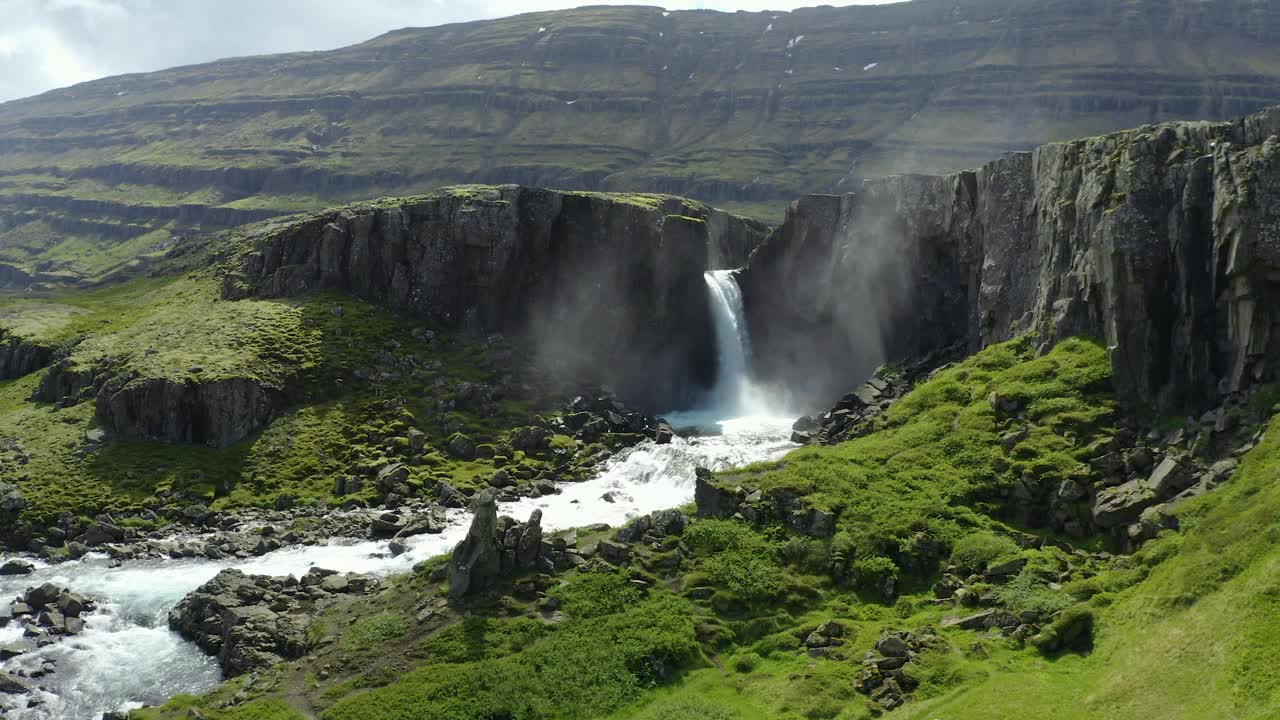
[0, 269, 796, 719]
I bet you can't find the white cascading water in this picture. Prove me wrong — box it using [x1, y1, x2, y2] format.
[702, 269, 758, 416]
[0, 269, 795, 720]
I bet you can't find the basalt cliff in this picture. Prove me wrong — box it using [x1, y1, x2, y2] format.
[742, 105, 1280, 413]
[9, 186, 763, 453]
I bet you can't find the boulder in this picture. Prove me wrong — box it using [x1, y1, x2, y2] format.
[694, 472, 742, 518]
[370, 512, 404, 538]
[654, 421, 674, 445]
[0, 642, 29, 660]
[597, 540, 631, 565]
[1147, 455, 1192, 496]
[56, 591, 88, 617]
[509, 426, 551, 453]
[1092, 478, 1159, 528]
[613, 515, 652, 544]
[396, 509, 447, 537]
[446, 433, 477, 461]
[438, 481, 465, 508]
[488, 469, 514, 488]
[24, 582, 61, 608]
[0, 483, 25, 514]
[515, 510, 543, 570]
[376, 463, 410, 491]
[407, 428, 427, 453]
[0, 673, 30, 694]
[168, 568, 342, 676]
[650, 509, 687, 537]
[0, 560, 34, 575]
[84, 518, 124, 546]
[942, 610, 996, 630]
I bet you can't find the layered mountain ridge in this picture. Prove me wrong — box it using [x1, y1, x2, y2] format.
[4, 0, 1280, 285]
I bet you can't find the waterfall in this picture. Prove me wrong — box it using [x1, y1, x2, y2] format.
[703, 270, 756, 415]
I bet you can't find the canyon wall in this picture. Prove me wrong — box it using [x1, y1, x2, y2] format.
[741, 106, 1280, 412]
[224, 185, 767, 413]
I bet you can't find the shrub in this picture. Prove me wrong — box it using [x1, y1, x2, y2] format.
[732, 652, 761, 673]
[708, 550, 783, 602]
[904, 647, 978, 700]
[996, 568, 1073, 616]
[552, 569, 644, 619]
[339, 610, 407, 652]
[779, 536, 830, 574]
[850, 555, 899, 590]
[684, 519, 770, 554]
[950, 532, 1020, 573]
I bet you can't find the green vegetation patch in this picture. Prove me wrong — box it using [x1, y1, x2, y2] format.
[0, 271, 559, 522]
[722, 337, 1114, 570]
[324, 591, 699, 720]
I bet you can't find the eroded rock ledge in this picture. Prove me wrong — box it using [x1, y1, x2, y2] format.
[0, 329, 53, 381]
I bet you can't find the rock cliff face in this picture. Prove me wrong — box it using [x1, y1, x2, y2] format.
[0, 329, 52, 380]
[225, 185, 766, 411]
[94, 374, 279, 449]
[741, 106, 1280, 412]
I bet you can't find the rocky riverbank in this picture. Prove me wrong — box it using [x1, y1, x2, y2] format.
[0, 388, 667, 560]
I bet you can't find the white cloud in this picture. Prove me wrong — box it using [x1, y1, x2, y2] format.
[0, 0, 895, 103]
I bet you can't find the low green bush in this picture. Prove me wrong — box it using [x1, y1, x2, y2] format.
[950, 532, 1021, 573]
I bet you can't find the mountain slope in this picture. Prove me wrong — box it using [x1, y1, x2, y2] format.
[4, 0, 1280, 284]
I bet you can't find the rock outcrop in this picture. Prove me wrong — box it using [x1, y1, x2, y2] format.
[0, 329, 53, 381]
[448, 488, 551, 601]
[93, 373, 279, 449]
[741, 106, 1280, 413]
[1, 583, 95, 637]
[223, 186, 766, 410]
[30, 356, 279, 448]
[169, 567, 378, 676]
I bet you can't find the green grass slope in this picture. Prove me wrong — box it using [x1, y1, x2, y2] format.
[0, 268, 594, 527]
[134, 336, 1280, 720]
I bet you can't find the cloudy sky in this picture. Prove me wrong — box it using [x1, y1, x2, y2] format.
[0, 0, 892, 103]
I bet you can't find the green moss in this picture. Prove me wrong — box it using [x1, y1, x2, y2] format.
[323, 593, 699, 720]
[339, 611, 409, 653]
[721, 337, 1113, 567]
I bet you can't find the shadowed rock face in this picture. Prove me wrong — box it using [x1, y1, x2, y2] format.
[225, 185, 767, 412]
[0, 329, 52, 381]
[741, 105, 1280, 412]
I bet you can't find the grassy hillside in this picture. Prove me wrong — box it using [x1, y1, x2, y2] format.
[0, 269, 607, 528]
[4, 0, 1280, 282]
[128, 336, 1280, 720]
